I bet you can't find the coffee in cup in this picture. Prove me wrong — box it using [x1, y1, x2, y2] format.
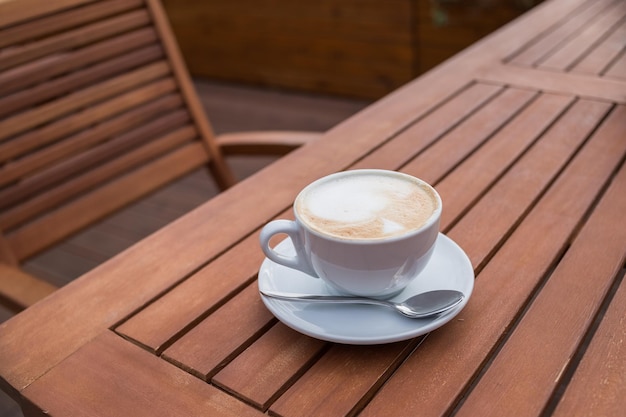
[295, 171, 438, 240]
[259, 169, 441, 298]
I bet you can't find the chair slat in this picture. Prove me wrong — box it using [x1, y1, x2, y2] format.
[0, 97, 186, 208]
[0, 0, 93, 27]
[0, 0, 142, 48]
[1, 125, 197, 231]
[0, 27, 159, 97]
[0, 61, 170, 143]
[0, 78, 177, 163]
[0, 44, 164, 118]
[7, 141, 208, 260]
[0, 96, 186, 195]
[0, 9, 151, 72]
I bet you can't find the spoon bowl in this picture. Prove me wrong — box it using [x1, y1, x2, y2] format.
[260, 289, 464, 318]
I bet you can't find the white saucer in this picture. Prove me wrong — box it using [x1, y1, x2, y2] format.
[258, 233, 474, 345]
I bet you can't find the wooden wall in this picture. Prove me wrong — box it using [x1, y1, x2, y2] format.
[162, 0, 541, 99]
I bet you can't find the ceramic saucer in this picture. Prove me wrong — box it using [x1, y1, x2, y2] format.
[258, 233, 474, 344]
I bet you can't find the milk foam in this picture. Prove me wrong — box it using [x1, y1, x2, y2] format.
[297, 172, 438, 240]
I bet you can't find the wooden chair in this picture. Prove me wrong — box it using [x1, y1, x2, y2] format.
[0, 0, 321, 312]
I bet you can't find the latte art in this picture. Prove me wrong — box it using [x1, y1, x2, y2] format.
[296, 172, 438, 240]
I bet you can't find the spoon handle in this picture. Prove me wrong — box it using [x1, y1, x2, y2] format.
[260, 290, 388, 307]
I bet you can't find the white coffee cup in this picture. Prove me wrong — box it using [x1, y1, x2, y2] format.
[259, 169, 442, 299]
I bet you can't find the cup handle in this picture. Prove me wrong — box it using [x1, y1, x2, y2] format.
[259, 220, 318, 277]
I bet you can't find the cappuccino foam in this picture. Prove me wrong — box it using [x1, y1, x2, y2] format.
[296, 172, 438, 240]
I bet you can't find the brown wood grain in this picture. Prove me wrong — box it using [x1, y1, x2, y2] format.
[401, 87, 538, 185]
[352, 83, 503, 170]
[213, 323, 326, 410]
[7, 142, 208, 259]
[1, 125, 196, 231]
[0, 9, 151, 72]
[0, 44, 163, 119]
[115, 226, 274, 352]
[270, 341, 419, 417]
[0, 264, 56, 310]
[360, 103, 626, 417]
[162, 282, 275, 379]
[453, 111, 626, 417]
[507, 0, 609, 66]
[571, 19, 626, 75]
[0, 0, 141, 48]
[0, 27, 159, 97]
[449, 98, 612, 270]
[537, 0, 626, 71]
[436, 92, 574, 229]
[21, 331, 264, 417]
[552, 267, 626, 417]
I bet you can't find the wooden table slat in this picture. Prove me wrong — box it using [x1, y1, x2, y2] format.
[435, 92, 574, 229]
[162, 282, 275, 379]
[604, 48, 626, 79]
[447, 98, 612, 271]
[115, 228, 274, 352]
[269, 341, 419, 417]
[552, 266, 626, 417]
[20, 331, 264, 417]
[508, 0, 612, 67]
[537, 0, 626, 71]
[351, 82, 503, 171]
[212, 323, 326, 410]
[400, 87, 538, 185]
[453, 119, 626, 417]
[359, 104, 626, 417]
[570, 11, 626, 75]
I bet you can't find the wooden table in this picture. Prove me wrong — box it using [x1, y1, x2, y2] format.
[1, 0, 625, 415]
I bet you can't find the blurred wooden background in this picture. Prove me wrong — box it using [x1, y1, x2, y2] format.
[163, 0, 542, 99]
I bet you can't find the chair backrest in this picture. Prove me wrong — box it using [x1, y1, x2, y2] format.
[0, 0, 236, 264]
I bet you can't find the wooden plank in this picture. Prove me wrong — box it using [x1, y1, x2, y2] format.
[0, 0, 142, 48]
[570, 19, 626, 75]
[359, 105, 626, 417]
[212, 323, 326, 410]
[0, 0, 93, 27]
[0, 27, 159, 97]
[552, 271, 626, 417]
[0, 96, 185, 210]
[116, 225, 276, 352]
[1, 124, 195, 231]
[537, 0, 626, 71]
[480, 63, 626, 103]
[0, 264, 56, 311]
[447, 98, 611, 270]
[604, 49, 626, 79]
[452, 124, 626, 417]
[21, 331, 264, 417]
[401, 87, 538, 185]
[269, 341, 418, 417]
[0, 44, 163, 118]
[0, 78, 177, 163]
[7, 141, 207, 260]
[435, 92, 574, 229]
[162, 282, 275, 379]
[0, 61, 169, 144]
[352, 83, 503, 170]
[0, 9, 151, 71]
[507, 0, 612, 66]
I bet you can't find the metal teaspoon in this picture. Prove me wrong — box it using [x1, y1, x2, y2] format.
[259, 289, 464, 318]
